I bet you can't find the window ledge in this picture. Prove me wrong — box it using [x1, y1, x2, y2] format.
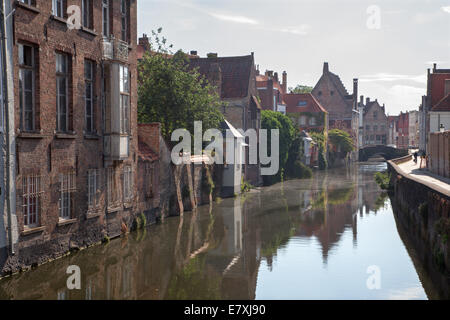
[57, 218, 77, 227]
[18, 132, 46, 139]
[55, 133, 77, 139]
[107, 206, 122, 214]
[50, 15, 68, 26]
[86, 211, 102, 220]
[21, 226, 46, 236]
[15, 1, 40, 13]
[84, 134, 101, 140]
[80, 27, 98, 37]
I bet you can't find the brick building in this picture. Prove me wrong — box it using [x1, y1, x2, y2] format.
[361, 98, 388, 146]
[256, 69, 287, 114]
[188, 53, 262, 186]
[312, 62, 359, 153]
[408, 110, 419, 148]
[397, 112, 410, 149]
[284, 93, 328, 134]
[2, 0, 142, 275]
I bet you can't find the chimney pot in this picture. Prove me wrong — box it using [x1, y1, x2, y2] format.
[207, 53, 218, 59]
[433, 63, 437, 71]
[366, 97, 370, 104]
[190, 50, 198, 56]
[323, 62, 329, 73]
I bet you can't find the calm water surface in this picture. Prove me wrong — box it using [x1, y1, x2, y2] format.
[0, 163, 447, 300]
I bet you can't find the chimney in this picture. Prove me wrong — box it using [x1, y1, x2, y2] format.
[267, 70, 274, 78]
[282, 71, 287, 93]
[433, 63, 437, 72]
[360, 95, 364, 106]
[207, 53, 218, 58]
[353, 79, 358, 110]
[323, 62, 329, 74]
[190, 50, 198, 56]
[138, 34, 150, 51]
[274, 72, 279, 83]
[366, 97, 370, 105]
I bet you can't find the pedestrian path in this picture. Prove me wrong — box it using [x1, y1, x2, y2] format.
[395, 158, 450, 197]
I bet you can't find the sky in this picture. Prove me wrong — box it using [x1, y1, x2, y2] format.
[137, 0, 450, 116]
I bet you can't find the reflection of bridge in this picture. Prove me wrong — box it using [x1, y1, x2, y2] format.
[359, 145, 408, 162]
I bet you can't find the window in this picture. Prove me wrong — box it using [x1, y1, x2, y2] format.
[121, 0, 128, 42]
[107, 167, 119, 207]
[144, 163, 154, 198]
[56, 52, 69, 132]
[373, 125, 378, 132]
[22, 175, 42, 228]
[376, 135, 381, 141]
[120, 65, 130, 134]
[102, 0, 110, 37]
[82, 0, 93, 29]
[297, 101, 307, 107]
[59, 172, 76, 220]
[299, 116, 306, 126]
[373, 111, 378, 119]
[87, 169, 100, 210]
[85, 60, 95, 133]
[365, 125, 370, 131]
[52, 0, 65, 18]
[330, 90, 334, 96]
[19, 0, 35, 6]
[123, 166, 133, 202]
[310, 117, 317, 126]
[381, 125, 385, 131]
[19, 44, 36, 132]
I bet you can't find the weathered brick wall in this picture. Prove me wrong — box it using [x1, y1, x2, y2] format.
[429, 131, 450, 178]
[2, 0, 139, 276]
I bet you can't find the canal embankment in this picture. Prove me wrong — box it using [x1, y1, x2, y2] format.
[387, 155, 450, 273]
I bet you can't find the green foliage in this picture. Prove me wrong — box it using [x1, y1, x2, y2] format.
[241, 176, 253, 193]
[310, 132, 328, 170]
[374, 171, 392, 190]
[140, 213, 147, 228]
[137, 28, 224, 145]
[286, 132, 304, 175]
[328, 129, 355, 155]
[289, 84, 313, 94]
[261, 110, 295, 185]
[291, 160, 313, 179]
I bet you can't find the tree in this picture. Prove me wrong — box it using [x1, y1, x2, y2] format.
[138, 29, 224, 145]
[289, 85, 313, 94]
[261, 110, 295, 185]
[328, 129, 355, 155]
[310, 131, 328, 170]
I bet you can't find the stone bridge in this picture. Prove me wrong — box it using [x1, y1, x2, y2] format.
[359, 145, 409, 162]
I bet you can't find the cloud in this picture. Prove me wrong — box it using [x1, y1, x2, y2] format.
[388, 287, 424, 300]
[278, 25, 310, 35]
[442, 6, 450, 13]
[360, 73, 427, 84]
[208, 12, 259, 25]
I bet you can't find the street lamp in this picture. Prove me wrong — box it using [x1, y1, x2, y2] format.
[440, 124, 445, 133]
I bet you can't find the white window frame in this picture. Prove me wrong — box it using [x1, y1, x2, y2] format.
[20, 0, 34, 6]
[85, 60, 94, 133]
[19, 44, 36, 132]
[59, 172, 76, 220]
[87, 169, 100, 210]
[119, 65, 130, 134]
[102, 0, 110, 37]
[52, 0, 64, 18]
[22, 175, 42, 228]
[123, 166, 133, 202]
[56, 52, 69, 133]
[107, 166, 119, 208]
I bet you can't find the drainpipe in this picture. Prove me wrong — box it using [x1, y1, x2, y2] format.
[1, 0, 18, 254]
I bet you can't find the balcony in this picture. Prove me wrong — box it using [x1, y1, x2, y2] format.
[102, 37, 129, 63]
[104, 134, 129, 161]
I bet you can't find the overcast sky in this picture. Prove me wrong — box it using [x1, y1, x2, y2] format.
[138, 0, 450, 115]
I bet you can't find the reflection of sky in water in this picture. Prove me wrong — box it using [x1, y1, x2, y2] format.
[255, 202, 427, 300]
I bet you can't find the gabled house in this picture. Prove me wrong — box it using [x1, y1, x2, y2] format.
[420, 63, 450, 152]
[361, 98, 388, 146]
[188, 53, 262, 187]
[387, 116, 398, 147]
[256, 70, 287, 114]
[284, 93, 328, 134]
[312, 62, 359, 152]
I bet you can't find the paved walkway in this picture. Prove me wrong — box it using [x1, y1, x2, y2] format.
[396, 158, 450, 197]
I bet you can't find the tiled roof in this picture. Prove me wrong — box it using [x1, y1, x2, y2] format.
[138, 138, 159, 162]
[432, 93, 450, 112]
[283, 93, 328, 114]
[189, 55, 254, 99]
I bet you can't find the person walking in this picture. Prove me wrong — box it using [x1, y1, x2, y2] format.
[413, 151, 418, 164]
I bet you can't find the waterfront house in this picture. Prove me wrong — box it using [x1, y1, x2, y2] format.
[1, 0, 140, 276]
[361, 98, 388, 146]
[256, 69, 287, 114]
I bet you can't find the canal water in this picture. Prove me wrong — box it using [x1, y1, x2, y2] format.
[0, 163, 447, 300]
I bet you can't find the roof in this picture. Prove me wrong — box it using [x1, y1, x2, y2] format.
[138, 138, 159, 162]
[189, 55, 254, 99]
[283, 93, 328, 114]
[429, 72, 450, 108]
[431, 93, 450, 112]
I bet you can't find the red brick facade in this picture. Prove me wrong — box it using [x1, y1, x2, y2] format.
[6, 0, 140, 272]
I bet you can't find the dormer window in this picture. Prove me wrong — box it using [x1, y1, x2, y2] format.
[318, 91, 322, 96]
[297, 101, 307, 107]
[330, 91, 334, 96]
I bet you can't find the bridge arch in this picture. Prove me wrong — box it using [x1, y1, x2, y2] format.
[359, 145, 408, 162]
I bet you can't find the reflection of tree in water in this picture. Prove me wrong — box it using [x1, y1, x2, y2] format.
[372, 193, 389, 213]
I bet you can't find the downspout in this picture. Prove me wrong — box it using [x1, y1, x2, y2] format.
[1, 0, 17, 254]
